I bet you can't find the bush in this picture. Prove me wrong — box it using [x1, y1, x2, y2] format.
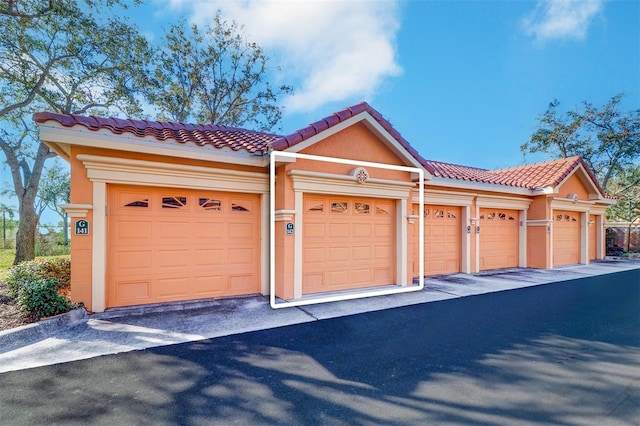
[6, 257, 70, 298]
[16, 278, 71, 318]
[5, 257, 72, 317]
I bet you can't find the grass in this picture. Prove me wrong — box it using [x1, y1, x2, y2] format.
[0, 249, 15, 283]
[0, 249, 70, 284]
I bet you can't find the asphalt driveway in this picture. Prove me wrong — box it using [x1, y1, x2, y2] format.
[1, 268, 638, 425]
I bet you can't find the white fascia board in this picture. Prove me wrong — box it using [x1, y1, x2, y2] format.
[426, 176, 539, 197]
[281, 112, 430, 177]
[37, 123, 267, 168]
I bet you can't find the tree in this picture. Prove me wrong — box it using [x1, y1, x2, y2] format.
[146, 13, 293, 131]
[37, 161, 70, 245]
[522, 94, 640, 189]
[606, 166, 640, 253]
[0, 0, 151, 264]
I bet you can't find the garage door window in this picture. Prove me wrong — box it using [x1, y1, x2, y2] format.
[331, 202, 348, 213]
[232, 203, 250, 212]
[376, 205, 390, 215]
[162, 196, 187, 209]
[199, 198, 221, 211]
[355, 202, 370, 214]
[124, 199, 149, 208]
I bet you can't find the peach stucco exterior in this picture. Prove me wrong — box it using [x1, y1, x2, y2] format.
[34, 103, 614, 312]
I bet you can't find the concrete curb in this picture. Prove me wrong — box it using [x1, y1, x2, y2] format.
[0, 307, 87, 348]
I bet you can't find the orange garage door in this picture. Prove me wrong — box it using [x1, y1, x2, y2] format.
[302, 195, 395, 294]
[410, 204, 461, 276]
[479, 208, 519, 270]
[107, 185, 260, 308]
[553, 210, 581, 266]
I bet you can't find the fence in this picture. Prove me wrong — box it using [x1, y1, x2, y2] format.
[605, 223, 640, 255]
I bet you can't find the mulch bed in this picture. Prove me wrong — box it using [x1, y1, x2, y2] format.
[0, 283, 37, 332]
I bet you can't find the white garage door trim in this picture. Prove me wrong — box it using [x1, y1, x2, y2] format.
[270, 150, 425, 309]
[79, 154, 270, 313]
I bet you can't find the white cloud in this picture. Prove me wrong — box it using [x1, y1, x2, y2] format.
[168, 0, 402, 113]
[521, 0, 604, 42]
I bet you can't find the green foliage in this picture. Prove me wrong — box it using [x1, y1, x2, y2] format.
[606, 165, 640, 224]
[522, 94, 640, 189]
[6, 256, 70, 298]
[16, 277, 71, 318]
[147, 12, 293, 131]
[0, 0, 152, 264]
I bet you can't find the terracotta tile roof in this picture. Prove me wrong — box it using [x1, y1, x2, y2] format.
[271, 101, 429, 166]
[32, 112, 281, 155]
[426, 156, 607, 196]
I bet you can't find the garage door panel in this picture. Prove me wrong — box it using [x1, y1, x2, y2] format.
[228, 222, 254, 239]
[194, 249, 225, 265]
[115, 280, 150, 301]
[375, 224, 392, 237]
[329, 222, 349, 237]
[114, 220, 153, 240]
[353, 223, 372, 237]
[156, 249, 190, 268]
[156, 277, 189, 298]
[329, 246, 349, 261]
[197, 222, 226, 238]
[115, 250, 153, 270]
[157, 221, 190, 239]
[305, 223, 325, 239]
[107, 185, 260, 308]
[191, 277, 224, 296]
[328, 270, 350, 286]
[352, 246, 372, 260]
[304, 247, 325, 263]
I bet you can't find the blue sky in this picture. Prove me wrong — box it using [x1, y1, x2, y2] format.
[130, 0, 639, 170]
[22, 0, 640, 225]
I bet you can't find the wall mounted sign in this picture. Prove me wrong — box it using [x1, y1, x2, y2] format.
[75, 219, 89, 236]
[286, 222, 294, 235]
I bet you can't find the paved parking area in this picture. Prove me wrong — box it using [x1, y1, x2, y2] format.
[1, 260, 638, 373]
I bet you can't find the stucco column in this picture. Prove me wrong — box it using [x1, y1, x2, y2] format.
[91, 181, 106, 313]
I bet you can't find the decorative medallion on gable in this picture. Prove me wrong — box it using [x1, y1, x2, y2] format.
[351, 167, 369, 184]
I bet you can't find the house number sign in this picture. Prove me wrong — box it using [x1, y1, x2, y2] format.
[75, 219, 89, 236]
[286, 222, 294, 235]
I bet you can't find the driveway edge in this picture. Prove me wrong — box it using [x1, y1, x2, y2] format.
[0, 307, 87, 348]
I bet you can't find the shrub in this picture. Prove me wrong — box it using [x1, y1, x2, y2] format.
[6, 257, 70, 298]
[5, 257, 72, 317]
[16, 278, 71, 318]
